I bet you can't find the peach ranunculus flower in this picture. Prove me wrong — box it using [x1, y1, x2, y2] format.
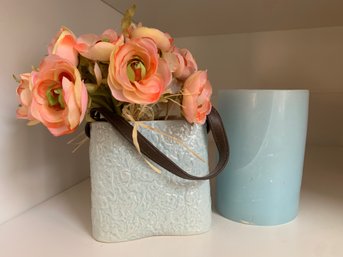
[108, 37, 171, 104]
[16, 73, 39, 124]
[130, 26, 173, 52]
[48, 27, 78, 66]
[182, 71, 212, 125]
[74, 29, 122, 62]
[162, 47, 197, 81]
[30, 55, 88, 136]
[173, 48, 198, 80]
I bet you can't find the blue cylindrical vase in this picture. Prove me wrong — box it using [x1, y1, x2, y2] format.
[216, 89, 309, 225]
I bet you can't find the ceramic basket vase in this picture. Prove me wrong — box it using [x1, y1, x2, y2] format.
[89, 120, 211, 242]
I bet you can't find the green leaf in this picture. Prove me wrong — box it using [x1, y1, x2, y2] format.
[121, 4, 136, 34]
[12, 74, 20, 83]
[78, 55, 91, 67]
[88, 84, 116, 113]
[86, 83, 98, 94]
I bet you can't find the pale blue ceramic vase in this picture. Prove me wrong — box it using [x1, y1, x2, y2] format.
[89, 120, 211, 242]
[216, 89, 309, 225]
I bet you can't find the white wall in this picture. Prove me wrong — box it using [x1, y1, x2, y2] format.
[175, 27, 343, 147]
[2, 0, 343, 225]
[0, 0, 122, 224]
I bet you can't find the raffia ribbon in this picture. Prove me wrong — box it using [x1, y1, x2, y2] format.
[122, 111, 205, 174]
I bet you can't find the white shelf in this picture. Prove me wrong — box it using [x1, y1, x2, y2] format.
[102, 0, 343, 37]
[0, 147, 342, 257]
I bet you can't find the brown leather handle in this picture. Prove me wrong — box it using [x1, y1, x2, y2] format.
[85, 107, 229, 180]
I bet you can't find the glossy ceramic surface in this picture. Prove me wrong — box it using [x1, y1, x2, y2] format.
[89, 121, 211, 242]
[216, 90, 309, 225]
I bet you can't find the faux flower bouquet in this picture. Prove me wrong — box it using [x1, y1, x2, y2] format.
[14, 7, 230, 243]
[15, 6, 212, 137]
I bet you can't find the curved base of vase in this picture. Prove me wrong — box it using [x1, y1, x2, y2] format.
[92, 225, 211, 243]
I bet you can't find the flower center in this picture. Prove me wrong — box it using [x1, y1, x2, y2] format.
[46, 84, 65, 110]
[127, 58, 146, 82]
